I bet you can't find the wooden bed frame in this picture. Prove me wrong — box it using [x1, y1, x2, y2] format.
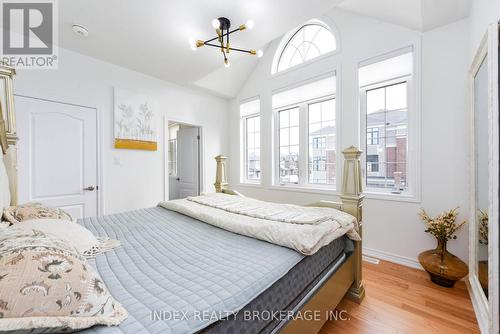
[214, 148, 365, 333]
[0, 64, 18, 206]
[0, 63, 364, 333]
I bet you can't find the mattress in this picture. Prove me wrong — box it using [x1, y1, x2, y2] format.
[78, 206, 351, 334]
[203, 237, 352, 334]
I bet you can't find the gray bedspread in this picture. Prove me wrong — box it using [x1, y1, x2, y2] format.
[78, 207, 305, 334]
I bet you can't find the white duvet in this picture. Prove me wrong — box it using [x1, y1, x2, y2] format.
[159, 193, 360, 255]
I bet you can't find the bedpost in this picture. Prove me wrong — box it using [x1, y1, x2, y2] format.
[214, 155, 228, 193]
[341, 146, 365, 303]
[0, 64, 18, 205]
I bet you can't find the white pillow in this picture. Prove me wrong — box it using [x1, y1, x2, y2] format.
[13, 219, 120, 258]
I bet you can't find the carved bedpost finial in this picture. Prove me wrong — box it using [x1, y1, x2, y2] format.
[341, 146, 363, 200]
[214, 155, 228, 193]
[341, 146, 365, 304]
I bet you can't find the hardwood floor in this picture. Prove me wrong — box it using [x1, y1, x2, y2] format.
[319, 260, 479, 334]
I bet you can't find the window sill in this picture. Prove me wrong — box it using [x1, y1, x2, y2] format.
[363, 191, 421, 203]
[268, 184, 338, 196]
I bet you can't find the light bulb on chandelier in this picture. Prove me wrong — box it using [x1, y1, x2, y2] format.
[212, 18, 221, 29]
[245, 20, 255, 30]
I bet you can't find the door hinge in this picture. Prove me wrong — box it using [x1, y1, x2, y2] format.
[197, 135, 200, 140]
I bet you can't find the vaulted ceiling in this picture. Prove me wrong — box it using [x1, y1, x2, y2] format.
[58, 0, 471, 98]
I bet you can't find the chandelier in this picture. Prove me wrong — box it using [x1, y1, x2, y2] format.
[190, 17, 263, 68]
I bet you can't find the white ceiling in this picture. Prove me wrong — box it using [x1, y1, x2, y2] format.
[58, 0, 471, 98]
[59, 0, 342, 97]
[337, 0, 471, 32]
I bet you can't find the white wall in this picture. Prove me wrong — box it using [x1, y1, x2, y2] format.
[13, 47, 229, 214]
[469, 0, 500, 60]
[228, 9, 470, 265]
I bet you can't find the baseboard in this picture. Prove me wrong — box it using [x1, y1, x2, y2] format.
[363, 247, 423, 270]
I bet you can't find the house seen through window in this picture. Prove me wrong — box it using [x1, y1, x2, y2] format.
[272, 76, 336, 188]
[359, 50, 413, 194]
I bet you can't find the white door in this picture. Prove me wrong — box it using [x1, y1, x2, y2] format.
[16, 96, 98, 219]
[175, 127, 200, 199]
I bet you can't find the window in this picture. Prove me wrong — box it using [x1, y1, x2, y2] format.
[312, 137, 326, 149]
[367, 154, 379, 172]
[245, 115, 261, 181]
[240, 99, 261, 183]
[273, 75, 337, 189]
[367, 127, 379, 145]
[278, 108, 300, 184]
[168, 139, 177, 175]
[275, 22, 336, 73]
[365, 82, 408, 192]
[168, 123, 179, 176]
[359, 49, 414, 195]
[308, 99, 335, 185]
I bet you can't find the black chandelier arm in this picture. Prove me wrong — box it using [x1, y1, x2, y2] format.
[204, 27, 241, 44]
[204, 42, 255, 54]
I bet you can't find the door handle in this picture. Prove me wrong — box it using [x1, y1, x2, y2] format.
[83, 186, 96, 191]
[176, 177, 180, 181]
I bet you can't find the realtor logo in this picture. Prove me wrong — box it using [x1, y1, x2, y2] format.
[1, 0, 58, 69]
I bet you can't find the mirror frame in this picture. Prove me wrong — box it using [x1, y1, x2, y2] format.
[468, 23, 499, 334]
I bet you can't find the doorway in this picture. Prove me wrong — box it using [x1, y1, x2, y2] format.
[167, 121, 201, 200]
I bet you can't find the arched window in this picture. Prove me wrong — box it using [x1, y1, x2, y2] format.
[275, 22, 336, 73]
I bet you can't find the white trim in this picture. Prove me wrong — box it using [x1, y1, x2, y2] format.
[358, 45, 414, 68]
[467, 23, 500, 334]
[362, 255, 380, 265]
[363, 191, 421, 203]
[96, 104, 104, 215]
[362, 247, 422, 270]
[468, 32, 489, 334]
[268, 185, 339, 196]
[486, 23, 499, 334]
[271, 18, 340, 76]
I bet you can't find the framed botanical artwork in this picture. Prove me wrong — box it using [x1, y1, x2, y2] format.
[114, 88, 158, 151]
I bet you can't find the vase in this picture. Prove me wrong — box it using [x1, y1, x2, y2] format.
[418, 239, 468, 287]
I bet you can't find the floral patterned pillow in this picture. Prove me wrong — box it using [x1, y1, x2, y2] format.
[0, 227, 127, 332]
[3, 202, 73, 225]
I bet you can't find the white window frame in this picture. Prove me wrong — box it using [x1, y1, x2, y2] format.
[271, 19, 340, 76]
[241, 113, 261, 184]
[359, 45, 421, 202]
[168, 138, 177, 176]
[272, 94, 339, 192]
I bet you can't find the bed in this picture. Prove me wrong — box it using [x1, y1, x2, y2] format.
[0, 64, 365, 333]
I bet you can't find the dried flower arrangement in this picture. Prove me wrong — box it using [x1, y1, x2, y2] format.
[419, 207, 467, 243]
[478, 209, 489, 245]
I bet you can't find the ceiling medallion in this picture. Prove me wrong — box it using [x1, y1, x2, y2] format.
[190, 17, 263, 68]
